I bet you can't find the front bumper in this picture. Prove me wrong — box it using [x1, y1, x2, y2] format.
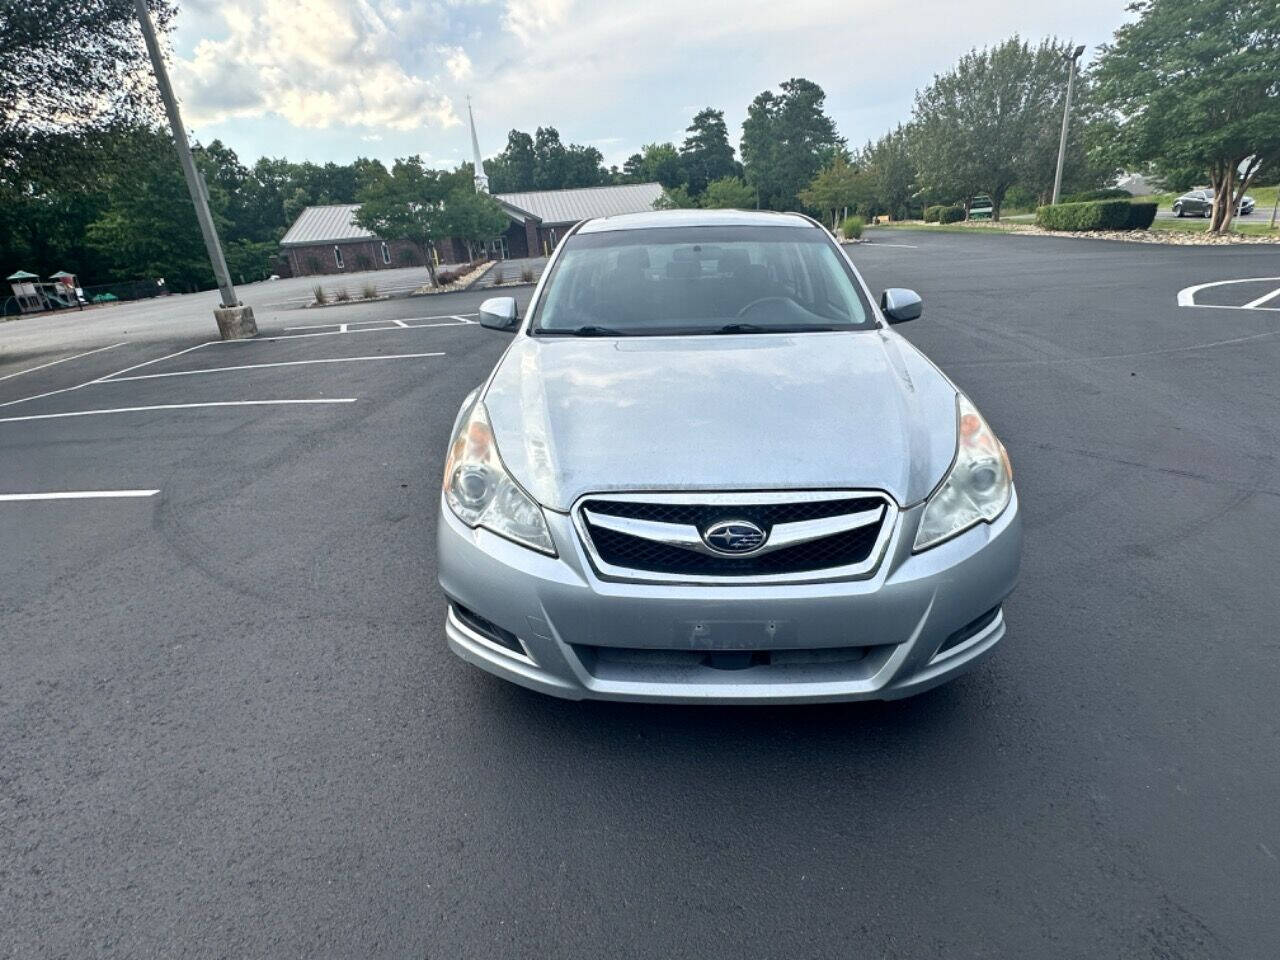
[437, 489, 1022, 704]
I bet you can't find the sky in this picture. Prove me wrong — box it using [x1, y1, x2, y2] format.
[168, 0, 1136, 172]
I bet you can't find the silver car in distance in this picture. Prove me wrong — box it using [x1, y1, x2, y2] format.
[438, 210, 1021, 703]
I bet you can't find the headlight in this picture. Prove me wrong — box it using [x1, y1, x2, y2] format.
[914, 394, 1013, 551]
[442, 401, 556, 555]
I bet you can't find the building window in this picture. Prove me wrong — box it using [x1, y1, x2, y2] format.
[381, 241, 391, 265]
[334, 246, 344, 269]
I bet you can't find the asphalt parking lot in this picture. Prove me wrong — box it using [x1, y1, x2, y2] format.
[2, 231, 1278, 958]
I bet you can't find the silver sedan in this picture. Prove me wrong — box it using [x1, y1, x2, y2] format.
[437, 210, 1021, 703]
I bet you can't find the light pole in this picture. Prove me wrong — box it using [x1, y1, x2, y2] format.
[1051, 44, 1087, 206]
[132, 0, 257, 339]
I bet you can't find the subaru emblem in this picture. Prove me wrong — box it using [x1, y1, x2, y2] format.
[703, 519, 767, 555]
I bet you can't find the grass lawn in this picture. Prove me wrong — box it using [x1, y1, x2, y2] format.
[1149, 217, 1278, 236]
[865, 221, 1015, 235]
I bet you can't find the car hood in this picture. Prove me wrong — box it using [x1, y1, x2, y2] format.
[482, 330, 959, 512]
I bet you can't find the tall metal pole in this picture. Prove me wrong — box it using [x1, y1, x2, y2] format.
[133, 0, 238, 311]
[1052, 45, 1086, 206]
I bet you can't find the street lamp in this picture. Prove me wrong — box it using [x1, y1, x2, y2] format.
[133, 0, 257, 339]
[1051, 44, 1087, 206]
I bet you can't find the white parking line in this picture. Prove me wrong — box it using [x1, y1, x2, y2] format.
[0, 490, 159, 501]
[263, 320, 472, 341]
[0, 398, 356, 425]
[102, 351, 445, 383]
[1177, 277, 1280, 309]
[0, 341, 215, 409]
[283, 312, 477, 331]
[0, 342, 127, 383]
[1242, 287, 1280, 310]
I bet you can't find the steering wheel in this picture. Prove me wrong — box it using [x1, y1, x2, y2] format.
[736, 296, 791, 318]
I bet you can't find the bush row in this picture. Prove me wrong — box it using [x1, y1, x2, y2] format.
[1035, 199, 1158, 232]
[1060, 187, 1133, 203]
[938, 205, 966, 224]
[841, 215, 864, 239]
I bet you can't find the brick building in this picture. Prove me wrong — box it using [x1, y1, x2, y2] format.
[278, 183, 664, 278]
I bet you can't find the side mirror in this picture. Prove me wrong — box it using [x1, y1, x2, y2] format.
[881, 288, 922, 324]
[478, 296, 519, 332]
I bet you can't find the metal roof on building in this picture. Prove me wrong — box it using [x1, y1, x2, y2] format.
[280, 183, 665, 246]
[493, 182, 664, 226]
[280, 204, 374, 246]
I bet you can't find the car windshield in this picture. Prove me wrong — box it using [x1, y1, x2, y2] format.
[529, 225, 874, 336]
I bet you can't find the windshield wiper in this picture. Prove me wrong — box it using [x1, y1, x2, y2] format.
[537, 324, 628, 337]
[713, 322, 835, 334]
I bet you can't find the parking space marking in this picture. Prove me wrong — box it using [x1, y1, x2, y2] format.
[264, 319, 473, 341]
[0, 398, 356, 425]
[0, 341, 217, 410]
[1242, 287, 1280, 310]
[1177, 277, 1280, 310]
[101, 351, 445, 383]
[0, 342, 127, 383]
[0, 490, 158, 501]
[283, 312, 478, 332]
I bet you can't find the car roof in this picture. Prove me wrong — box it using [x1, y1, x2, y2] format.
[575, 208, 816, 234]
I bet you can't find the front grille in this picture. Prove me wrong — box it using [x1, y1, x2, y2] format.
[575, 492, 893, 583]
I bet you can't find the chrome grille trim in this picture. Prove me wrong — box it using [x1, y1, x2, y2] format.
[571, 490, 898, 585]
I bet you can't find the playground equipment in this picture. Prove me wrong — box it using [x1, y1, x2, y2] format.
[5, 270, 86, 313]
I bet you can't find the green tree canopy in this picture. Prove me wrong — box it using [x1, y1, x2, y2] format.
[680, 108, 739, 195]
[859, 127, 917, 221]
[741, 78, 843, 211]
[700, 176, 756, 209]
[353, 157, 450, 283]
[0, 0, 174, 165]
[1094, 0, 1280, 232]
[442, 189, 510, 260]
[911, 37, 1074, 220]
[484, 126, 608, 192]
[798, 154, 869, 227]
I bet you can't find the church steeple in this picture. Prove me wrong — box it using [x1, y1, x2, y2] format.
[467, 96, 489, 194]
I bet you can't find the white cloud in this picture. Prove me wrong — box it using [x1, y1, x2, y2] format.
[438, 45, 474, 82]
[502, 0, 572, 44]
[171, 0, 466, 132]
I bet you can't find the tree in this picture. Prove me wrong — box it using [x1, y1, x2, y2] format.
[637, 142, 685, 189]
[84, 127, 214, 291]
[654, 185, 697, 209]
[621, 153, 646, 182]
[911, 37, 1072, 220]
[861, 126, 917, 220]
[700, 176, 756, 209]
[485, 130, 537, 192]
[0, 0, 174, 165]
[798, 155, 868, 227]
[1094, 0, 1280, 233]
[680, 108, 739, 195]
[741, 79, 843, 212]
[442, 189, 510, 261]
[352, 157, 449, 284]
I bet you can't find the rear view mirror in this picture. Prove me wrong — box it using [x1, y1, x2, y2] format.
[881, 288, 922, 324]
[478, 296, 519, 332]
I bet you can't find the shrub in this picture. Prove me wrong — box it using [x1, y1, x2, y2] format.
[334, 287, 350, 301]
[1061, 187, 1132, 204]
[436, 269, 459, 285]
[312, 284, 327, 305]
[1035, 199, 1133, 231]
[361, 282, 378, 299]
[938, 205, 966, 224]
[840, 215, 864, 240]
[923, 204, 946, 223]
[1124, 202, 1158, 230]
[491, 268, 504, 286]
[521, 268, 534, 283]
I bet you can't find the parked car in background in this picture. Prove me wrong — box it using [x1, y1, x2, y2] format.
[1171, 189, 1255, 217]
[438, 209, 1022, 703]
[967, 195, 994, 220]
